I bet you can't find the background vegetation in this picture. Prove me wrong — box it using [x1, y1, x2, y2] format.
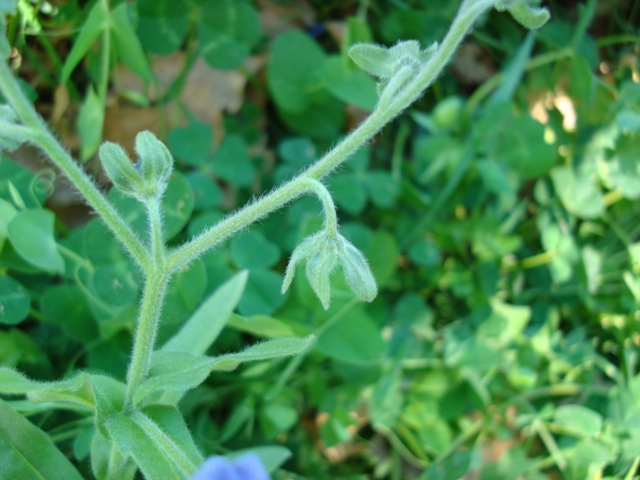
[1, 0, 640, 478]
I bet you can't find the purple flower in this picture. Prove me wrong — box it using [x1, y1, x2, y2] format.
[189, 453, 271, 480]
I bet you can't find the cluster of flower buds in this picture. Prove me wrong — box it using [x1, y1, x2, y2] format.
[282, 228, 377, 310]
[348, 40, 437, 103]
[99, 131, 174, 202]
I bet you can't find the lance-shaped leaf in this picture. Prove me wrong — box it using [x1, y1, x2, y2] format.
[0, 398, 85, 480]
[134, 335, 316, 406]
[495, 0, 550, 29]
[0, 367, 94, 411]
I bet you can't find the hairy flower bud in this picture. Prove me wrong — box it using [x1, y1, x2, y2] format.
[282, 230, 377, 309]
[99, 131, 174, 202]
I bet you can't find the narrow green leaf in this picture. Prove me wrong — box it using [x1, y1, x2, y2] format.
[110, 3, 153, 82]
[227, 313, 296, 338]
[143, 405, 203, 466]
[78, 86, 105, 161]
[137, 335, 315, 405]
[106, 413, 186, 480]
[0, 367, 95, 411]
[7, 209, 65, 274]
[162, 270, 248, 354]
[133, 351, 214, 406]
[210, 334, 316, 372]
[0, 398, 85, 480]
[60, 0, 110, 84]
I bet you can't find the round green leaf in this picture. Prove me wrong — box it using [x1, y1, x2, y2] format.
[231, 230, 280, 269]
[320, 55, 378, 111]
[8, 209, 64, 274]
[0, 197, 17, 254]
[137, 0, 189, 55]
[0, 274, 30, 325]
[199, 1, 261, 70]
[168, 123, 213, 166]
[213, 135, 254, 187]
[238, 269, 288, 316]
[41, 285, 99, 342]
[93, 260, 141, 307]
[185, 171, 222, 210]
[267, 31, 327, 113]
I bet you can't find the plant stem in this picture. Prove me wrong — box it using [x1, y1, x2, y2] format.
[147, 198, 165, 266]
[167, 0, 496, 271]
[0, 60, 151, 270]
[124, 269, 170, 406]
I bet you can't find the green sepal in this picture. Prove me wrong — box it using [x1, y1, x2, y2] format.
[339, 238, 378, 303]
[99, 131, 174, 201]
[99, 142, 146, 199]
[348, 43, 395, 80]
[495, 0, 550, 29]
[282, 229, 379, 309]
[135, 130, 174, 198]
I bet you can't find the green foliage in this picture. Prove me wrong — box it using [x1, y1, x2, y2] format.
[1, 0, 640, 479]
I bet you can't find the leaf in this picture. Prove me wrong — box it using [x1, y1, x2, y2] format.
[168, 122, 213, 166]
[60, 0, 109, 84]
[77, 86, 105, 161]
[0, 367, 94, 411]
[213, 134, 254, 187]
[239, 269, 288, 316]
[7, 209, 64, 274]
[554, 405, 603, 437]
[363, 171, 400, 208]
[185, 171, 222, 209]
[231, 230, 280, 269]
[133, 351, 219, 406]
[551, 166, 605, 219]
[320, 56, 377, 111]
[143, 405, 202, 466]
[136, 335, 315, 404]
[90, 374, 127, 438]
[40, 285, 99, 343]
[0, 197, 17, 253]
[162, 270, 248, 354]
[106, 411, 196, 480]
[136, 0, 189, 54]
[160, 258, 206, 329]
[110, 3, 153, 82]
[316, 307, 384, 363]
[267, 30, 327, 113]
[198, 0, 261, 70]
[348, 43, 395, 80]
[0, 274, 29, 325]
[109, 171, 194, 241]
[0, 398, 85, 480]
[209, 334, 316, 372]
[227, 313, 296, 338]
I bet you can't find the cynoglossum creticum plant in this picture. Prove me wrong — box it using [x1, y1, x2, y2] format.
[0, 0, 549, 479]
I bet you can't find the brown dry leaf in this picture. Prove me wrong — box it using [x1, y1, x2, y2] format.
[451, 43, 497, 87]
[103, 104, 163, 155]
[51, 85, 70, 127]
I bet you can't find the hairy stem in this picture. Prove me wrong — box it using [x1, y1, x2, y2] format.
[0, 60, 151, 269]
[124, 270, 170, 406]
[167, 0, 496, 271]
[146, 198, 165, 267]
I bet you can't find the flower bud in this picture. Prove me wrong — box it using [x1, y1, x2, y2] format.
[99, 131, 174, 202]
[99, 142, 146, 199]
[338, 238, 377, 303]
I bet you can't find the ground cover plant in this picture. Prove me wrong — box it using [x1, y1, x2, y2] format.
[0, 0, 639, 479]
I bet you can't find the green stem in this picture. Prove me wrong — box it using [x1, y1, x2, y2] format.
[146, 198, 165, 266]
[124, 270, 170, 406]
[299, 178, 338, 236]
[0, 60, 151, 270]
[167, 0, 496, 271]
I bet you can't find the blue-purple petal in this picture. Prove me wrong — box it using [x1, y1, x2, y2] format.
[189, 453, 271, 480]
